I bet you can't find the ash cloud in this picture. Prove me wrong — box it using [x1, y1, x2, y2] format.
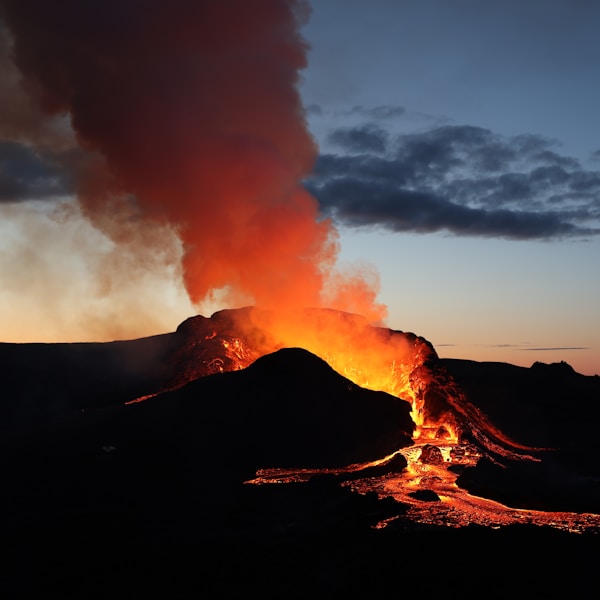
[0, 141, 73, 201]
[0, 0, 386, 324]
[307, 124, 600, 240]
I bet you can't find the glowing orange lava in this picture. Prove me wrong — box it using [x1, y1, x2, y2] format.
[208, 306, 453, 432]
[205, 307, 599, 534]
[131, 307, 599, 533]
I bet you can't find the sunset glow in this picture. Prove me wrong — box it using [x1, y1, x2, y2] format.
[2, 4, 598, 597]
[0, 1, 598, 376]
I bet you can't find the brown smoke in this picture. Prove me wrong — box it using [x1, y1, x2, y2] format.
[0, 0, 386, 326]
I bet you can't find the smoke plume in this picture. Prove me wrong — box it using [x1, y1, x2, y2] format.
[0, 0, 385, 331]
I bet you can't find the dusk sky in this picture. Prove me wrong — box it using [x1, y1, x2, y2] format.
[300, 0, 600, 375]
[0, 1, 598, 375]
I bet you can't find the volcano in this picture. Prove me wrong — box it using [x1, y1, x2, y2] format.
[2, 306, 599, 597]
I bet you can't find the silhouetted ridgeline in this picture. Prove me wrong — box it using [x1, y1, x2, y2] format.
[441, 358, 600, 466]
[2, 312, 599, 597]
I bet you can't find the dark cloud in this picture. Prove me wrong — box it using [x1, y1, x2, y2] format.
[313, 153, 412, 185]
[348, 105, 406, 120]
[519, 347, 589, 352]
[0, 141, 73, 202]
[326, 124, 388, 154]
[307, 124, 600, 240]
[305, 103, 408, 122]
[569, 171, 600, 192]
[305, 103, 323, 116]
[529, 150, 579, 169]
[310, 177, 587, 239]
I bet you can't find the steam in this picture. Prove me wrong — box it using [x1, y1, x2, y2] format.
[0, 200, 193, 342]
[0, 0, 386, 336]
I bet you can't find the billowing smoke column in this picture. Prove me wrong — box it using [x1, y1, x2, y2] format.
[0, 0, 385, 322]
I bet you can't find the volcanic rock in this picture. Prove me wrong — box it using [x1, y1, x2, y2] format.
[418, 444, 445, 465]
[152, 346, 416, 470]
[441, 358, 600, 454]
[0, 347, 415, 498]
[408, 489, 441, 502]
[2, 311, 599, 598]
[3, 308, 599, 521]
[0, 307, 439, 434]
[0, 334, 177, 431]
[434, 425, 452, 439]
[443, 357, 600, 511]
[334, 451, 409, 482]
[456, 456, 600, 514]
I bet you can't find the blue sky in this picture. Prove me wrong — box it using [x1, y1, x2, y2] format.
[0, 0, 598, 376]
[298, 0, 600, 374]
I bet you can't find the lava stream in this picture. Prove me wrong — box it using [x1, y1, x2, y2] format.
[141, 308, 600, 534]
[248, 440, 600, 534]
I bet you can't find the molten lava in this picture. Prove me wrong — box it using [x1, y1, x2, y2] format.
[170, 306, 453, 432]
[161, 306, 600, 534]
[168, 305, 558, 454]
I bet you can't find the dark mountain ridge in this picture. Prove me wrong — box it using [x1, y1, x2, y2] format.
[2, 308, 599, 597]
[2, 309, 599, 505]
[441, 357, 600, 513]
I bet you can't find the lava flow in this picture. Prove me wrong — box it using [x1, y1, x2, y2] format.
[156, 306, 600, 534]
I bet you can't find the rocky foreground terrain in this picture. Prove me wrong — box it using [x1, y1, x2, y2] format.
[1, 309, 598, 597]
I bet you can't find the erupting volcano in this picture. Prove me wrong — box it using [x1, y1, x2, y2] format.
[2, 304, 599, 597]
[1, 1, 599, 595]
[124, 305, 599, 533]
